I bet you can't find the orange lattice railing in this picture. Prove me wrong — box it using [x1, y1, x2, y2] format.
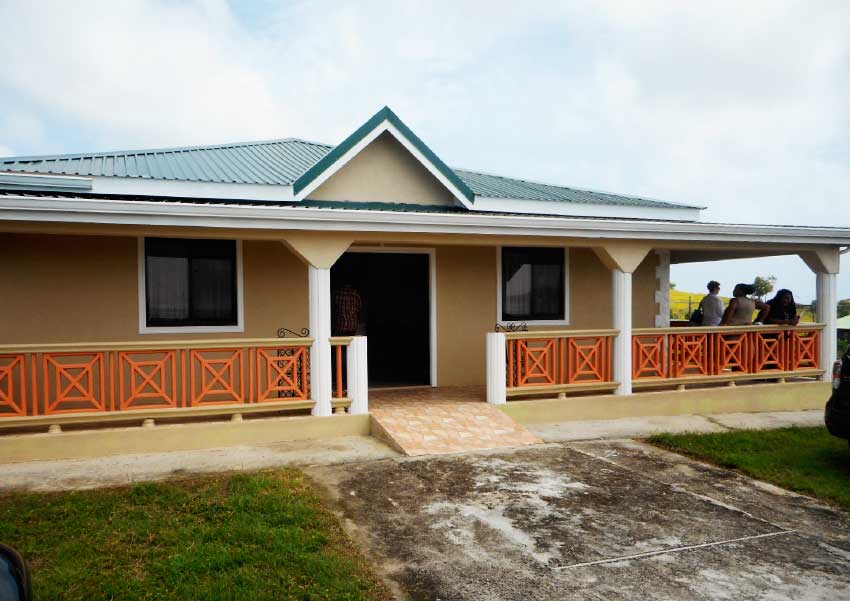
[631, 325, 823, 385]
[0, 338, 312, 420]
[505, 330, 617, 396]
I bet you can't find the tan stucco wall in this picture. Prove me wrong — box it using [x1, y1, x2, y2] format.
[308, 132, 457, 206]
[0, 234, 308, 344]
[436, 246, 497, 386]
[1, 234, 658, 388]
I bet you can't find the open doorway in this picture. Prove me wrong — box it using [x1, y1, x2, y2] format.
[331, 250, 433, 387]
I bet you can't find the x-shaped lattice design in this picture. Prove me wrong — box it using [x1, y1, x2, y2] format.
[672, 335, 709, 377]
[716, 334, 749, 373]
[569, 338, 606, 382]
[44, 353, 105, 414]
[790, 331, 819, 370]
[257, 347, 309, 401]
[753, 334, 783, 372]
[119, 352, 177, 410]
[517, 340, 556, 386]
[632, 336, 665, 379]
[190, 349, 244, 406]
[0, 355, 26, 417]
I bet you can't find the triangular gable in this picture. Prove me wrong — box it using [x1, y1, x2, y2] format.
[292, 107, 475, 208]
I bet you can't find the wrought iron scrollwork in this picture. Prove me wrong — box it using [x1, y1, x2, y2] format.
[495, 322, 528, 333]
[276, 327, 310, 338]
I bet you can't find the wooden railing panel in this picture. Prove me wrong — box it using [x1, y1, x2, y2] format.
[0, 338, 312, 419]
[506, 330, 617, 392]
[631, 325, 825, 384]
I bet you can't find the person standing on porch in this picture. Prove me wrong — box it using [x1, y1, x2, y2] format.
[700, 280, 725, 326]
[333, 282, 363, 336]
[721, 283, 769, 326]
[759, 289, 800, 326]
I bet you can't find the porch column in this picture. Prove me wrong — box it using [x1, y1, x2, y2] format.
[612, 269, 633, 395]
[800, 248, 841, 382]
[486, 332, 507, 404]
[283, 233, 354, 417]
[817, 272, 838, 381]
[347, 336, 369, 414]
[593, 242, 652, 397]
[308, 265, 333, 416]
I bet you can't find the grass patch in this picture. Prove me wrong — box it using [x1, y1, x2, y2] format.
[649, 426, 850, 509]
[0, 470, 392, 600]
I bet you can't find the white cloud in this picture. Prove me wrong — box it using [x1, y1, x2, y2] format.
[0, 0, 849, 297]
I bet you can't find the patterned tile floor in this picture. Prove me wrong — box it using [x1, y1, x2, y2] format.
[369, 386, 542, 456]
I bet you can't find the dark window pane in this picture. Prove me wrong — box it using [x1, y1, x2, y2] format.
[145, 238, 237, 327]
[501, 247, 564, 321]
[191, 257, 236, 323]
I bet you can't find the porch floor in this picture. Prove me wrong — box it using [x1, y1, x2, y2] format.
[369, 386, 541, 456]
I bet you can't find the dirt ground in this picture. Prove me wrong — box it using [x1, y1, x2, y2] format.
[307, 440, 850, 600]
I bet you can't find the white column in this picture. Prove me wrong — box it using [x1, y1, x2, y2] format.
[612, 269, 633, 395]
[308, 265, 333, 416]
[654, 249, 671, 328]
[817, 272, 838, 381]
[486, 332, 507, 405]
[347, 336, 369, 414]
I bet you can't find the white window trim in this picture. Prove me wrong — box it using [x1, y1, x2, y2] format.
[496, 246, 570, 327]
[344, 246, 438, 387]
[137, 237, 245, 334]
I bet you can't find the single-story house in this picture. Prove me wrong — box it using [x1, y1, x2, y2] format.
[0, 107, 847, 458]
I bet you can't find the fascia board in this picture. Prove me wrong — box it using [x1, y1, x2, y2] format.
[2, 194, 850, 246]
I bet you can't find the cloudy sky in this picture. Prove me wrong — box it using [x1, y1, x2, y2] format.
[1, 0, 849, 303]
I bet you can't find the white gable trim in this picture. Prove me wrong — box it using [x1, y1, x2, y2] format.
[293, 120, 474, 209]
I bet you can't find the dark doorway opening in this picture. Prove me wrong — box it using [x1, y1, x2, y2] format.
[331, 252, 431, 387]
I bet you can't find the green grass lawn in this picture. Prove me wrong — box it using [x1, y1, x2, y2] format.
[0, 471, 391, 601]
[649, 427, 850, 509]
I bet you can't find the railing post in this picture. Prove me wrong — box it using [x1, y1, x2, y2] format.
[817, 272, 838, 381]
[347, 336, 369, 414]
[308, 265, 333, 416]
[486, 332, 507, 405]
[612, 269, 633, 395]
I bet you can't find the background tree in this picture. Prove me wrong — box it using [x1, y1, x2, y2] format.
[669, 282, 677, 290]
[838, 299, 850, 319]
[752, 275, 777, 299]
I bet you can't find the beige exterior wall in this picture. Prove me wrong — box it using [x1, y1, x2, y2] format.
[1, 233, 658, 387]
[0, 234, 308, 344]
[436, 246, 497, 386]
[308, 132, 457, 206]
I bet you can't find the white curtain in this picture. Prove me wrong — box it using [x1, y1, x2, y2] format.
[146, 256, 189, 320]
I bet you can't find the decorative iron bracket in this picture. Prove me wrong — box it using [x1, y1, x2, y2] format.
[495, 322, 528, 333]
[277, 327, 310, 338]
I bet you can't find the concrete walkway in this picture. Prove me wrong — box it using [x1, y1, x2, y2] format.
[527, 409, 824, 442]
[0, 409, 825, 493]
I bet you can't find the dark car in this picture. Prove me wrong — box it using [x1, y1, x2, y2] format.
[825, 350, 850, 446]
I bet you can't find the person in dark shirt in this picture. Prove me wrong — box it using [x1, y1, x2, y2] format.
[758, 288, 800, 325]
[333, 283, 363, 336]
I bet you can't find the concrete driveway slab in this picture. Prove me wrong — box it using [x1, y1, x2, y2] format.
[307, 441, 850, 600]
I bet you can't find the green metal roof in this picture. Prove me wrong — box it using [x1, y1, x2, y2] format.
[454, 169, 697, 209]
[0, 138, 331, 185]
[0, 108, 700, 210]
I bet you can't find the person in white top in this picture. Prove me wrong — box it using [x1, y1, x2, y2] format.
[700, 280, 725, 326]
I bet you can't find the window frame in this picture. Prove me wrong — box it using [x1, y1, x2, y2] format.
[496, 246, 570, 326]
[138, 237, 245, 334]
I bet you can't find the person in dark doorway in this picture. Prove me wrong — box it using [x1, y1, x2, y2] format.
[333, 282, 362, 336]
[758, 289, 800, 326]
[721, 283, 769, 326]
